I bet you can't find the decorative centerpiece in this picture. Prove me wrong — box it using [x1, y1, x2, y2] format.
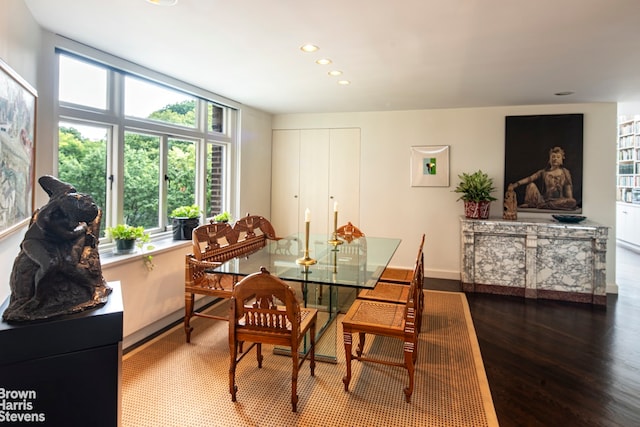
[454, 170, 497, 219]
[170, 204, 201, 240]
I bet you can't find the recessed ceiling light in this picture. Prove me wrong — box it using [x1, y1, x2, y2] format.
[337, 80, 351, 85]
[328, 70, 343, 76]
[300, 44, 319, 53]
[146, 0, 178, 5]
[316, 58, 332, 65]
[554, 91, 575, 96]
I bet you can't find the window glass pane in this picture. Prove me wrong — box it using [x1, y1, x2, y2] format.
[167, 138, 197, 218]
[58, 122, 108, 236]
[58, 54, 107, 109]
[124, 131, 160, 228]
[209, 102, 224, 133]
[125, 76, 197, 128]
[206, 143, 225, 218]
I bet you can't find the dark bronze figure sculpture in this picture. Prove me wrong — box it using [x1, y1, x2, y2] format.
[2, 175, 110, 322]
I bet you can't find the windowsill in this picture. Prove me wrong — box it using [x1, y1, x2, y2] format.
[100, 233, 191, 268]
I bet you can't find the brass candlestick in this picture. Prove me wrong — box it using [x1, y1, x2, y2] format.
[328, 210, 343, 249]
[297, 220, 317, 268]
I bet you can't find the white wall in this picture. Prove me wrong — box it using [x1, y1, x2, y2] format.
[237, 107, 273, 218]
[619, 102, 640, 118]
[0, 0, 42, 303]
[273, 103, 618, 290]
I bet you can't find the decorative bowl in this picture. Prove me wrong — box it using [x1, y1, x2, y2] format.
[552, 214, 586, 223]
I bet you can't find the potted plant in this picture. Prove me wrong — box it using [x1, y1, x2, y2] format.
[170, 204, 201, 240]
[454, 170, 497, 219]
[106, 224, 150, 254]
[213, 211, 233, 223]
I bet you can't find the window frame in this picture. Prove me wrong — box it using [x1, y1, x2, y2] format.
[54, 41, 237, 244]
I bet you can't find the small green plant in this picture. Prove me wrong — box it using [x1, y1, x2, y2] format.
[170, 204, 201, 219]
[213, 211, 233, 223]
[106, 224, 155, 270]
[454, 170, 498, 202]
[106, 224, 147, 240]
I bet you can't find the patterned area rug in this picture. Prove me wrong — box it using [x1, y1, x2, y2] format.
[122, 290, 498, 426]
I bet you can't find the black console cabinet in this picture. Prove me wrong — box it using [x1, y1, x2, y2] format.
[0, 282, 123, 426]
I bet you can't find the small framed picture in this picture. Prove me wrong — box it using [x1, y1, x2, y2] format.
[410, 145, 450, 187]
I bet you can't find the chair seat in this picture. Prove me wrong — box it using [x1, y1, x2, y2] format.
[358, 282, 410, 304]
[379, 267, 413, 284]
[342, 299, 405, 333]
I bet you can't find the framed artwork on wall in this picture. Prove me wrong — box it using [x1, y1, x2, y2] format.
[504, 114, 583, 214]
[410, 145, 450, 187]
[0, 58, 37, 238]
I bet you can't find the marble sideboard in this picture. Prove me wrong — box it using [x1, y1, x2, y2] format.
[460, 217, 608, 305]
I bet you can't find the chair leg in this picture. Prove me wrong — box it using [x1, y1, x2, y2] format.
[291, 346, 299, 412]
[229, 342, 238, 402]
[356, 332, 366, 358]
[342, 331, 353, 391]
[256, 343, 263, 368]
[403, 342, 415, 403]
[184, 292, 194, 343]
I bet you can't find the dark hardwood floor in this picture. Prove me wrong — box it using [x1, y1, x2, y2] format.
[427, 244, 640, 427]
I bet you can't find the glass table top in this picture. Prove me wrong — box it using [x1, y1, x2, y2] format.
[214, 233, 401, 289]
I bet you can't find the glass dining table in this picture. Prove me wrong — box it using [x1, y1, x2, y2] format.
[213, 233, 401, 362]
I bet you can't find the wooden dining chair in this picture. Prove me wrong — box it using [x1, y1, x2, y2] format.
[229, 267, 317, 412]
[341, 286, 420, 403]
[184, 215, 280, 342]
[184, 221, 239, 342]
[357, 234, 425, 330]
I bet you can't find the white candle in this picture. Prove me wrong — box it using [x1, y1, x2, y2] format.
[305, 208, 311, 222]
[334, 201, 339, 212]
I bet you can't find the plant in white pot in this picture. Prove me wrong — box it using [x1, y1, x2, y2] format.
[170, 204, 201, 240]
[454, 170, 497, 219]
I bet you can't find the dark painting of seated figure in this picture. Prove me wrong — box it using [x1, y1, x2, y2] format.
[504, 114, 583, 214]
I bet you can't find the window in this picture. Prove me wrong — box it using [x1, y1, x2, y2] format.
[56, 49, 235, 241]
[125, 75, 198, 128]
[59, 54, 107, 110]
[58, 121, 108, 236]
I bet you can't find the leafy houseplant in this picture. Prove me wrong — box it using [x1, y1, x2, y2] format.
[170, 204, 201, 241]
[170, 204, 201, 219]
[213, 211, 232, 223]
[454, 170, 497, 219]
[106, 224, 154, 269]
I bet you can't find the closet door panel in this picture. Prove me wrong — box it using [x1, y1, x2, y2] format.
[271, 130, 300, 237]
[329, 128, 361, 230]
[299, 129, 330, 235]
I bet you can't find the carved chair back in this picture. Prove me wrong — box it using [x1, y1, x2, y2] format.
[228, 267, 317, 412]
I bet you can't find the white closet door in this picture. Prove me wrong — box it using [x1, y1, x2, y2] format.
[329, 128, 361, 231]
[271, 130, 300, 237]
[299, 129, 330, 235]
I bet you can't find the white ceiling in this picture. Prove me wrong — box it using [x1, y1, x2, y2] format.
[24, 0, 640, 115]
